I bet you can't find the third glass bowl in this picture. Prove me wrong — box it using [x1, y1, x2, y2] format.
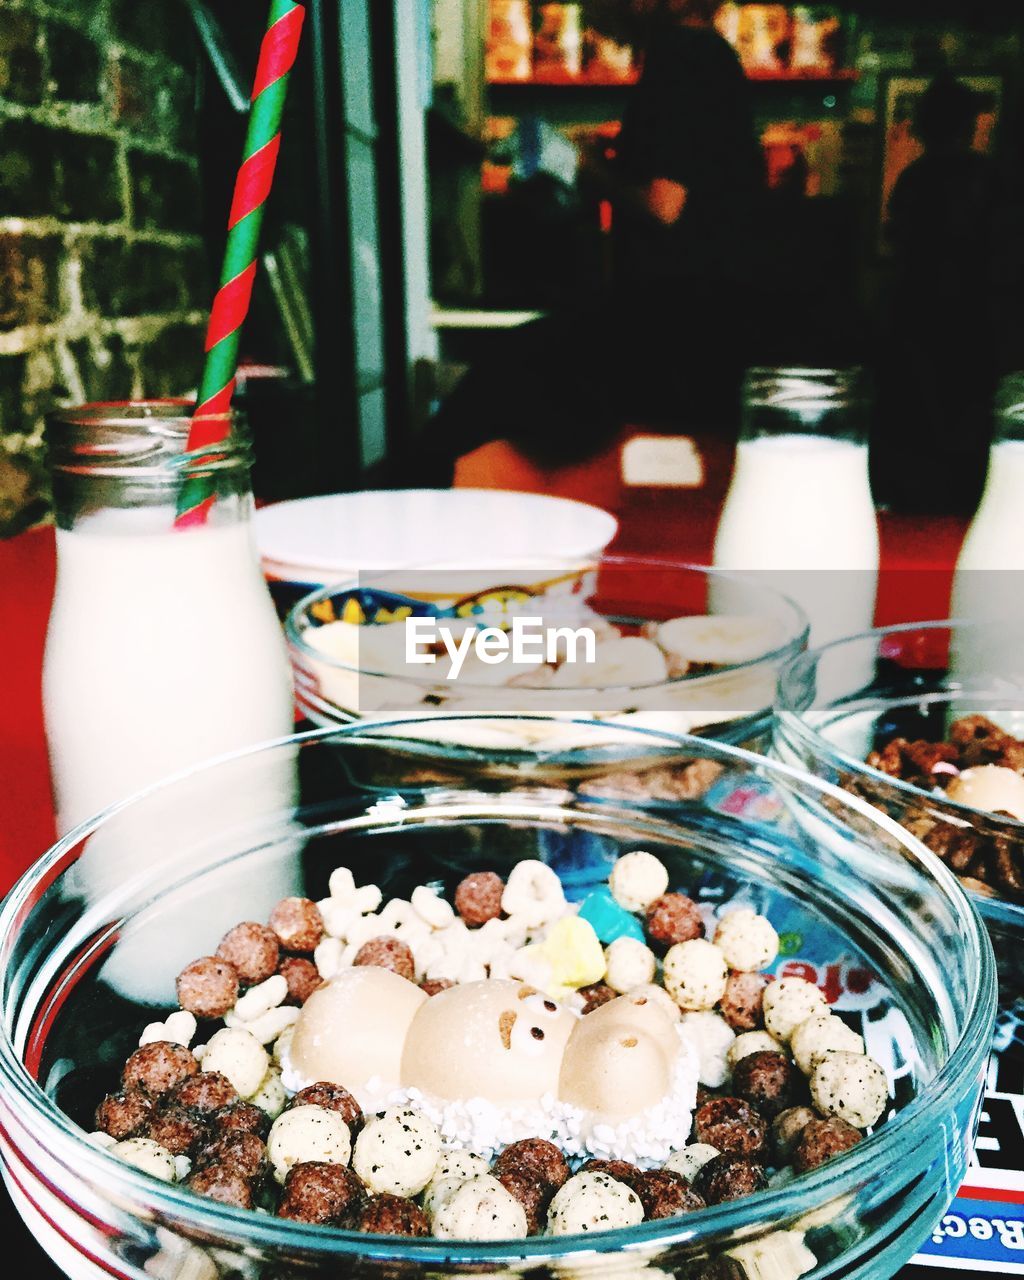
[773, 619, 1024, 1008]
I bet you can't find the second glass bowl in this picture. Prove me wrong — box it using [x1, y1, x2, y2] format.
[286, 557, 808, 751]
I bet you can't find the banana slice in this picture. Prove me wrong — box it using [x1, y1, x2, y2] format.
[946, 765, 1024, 820]
[550, 635, 667, 689]
[306, 619, 420, 677]
[654, 614, 783, 669]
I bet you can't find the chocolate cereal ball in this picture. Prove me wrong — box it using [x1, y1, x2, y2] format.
[494, 1167, 549, 1234]
[792, 1117, 862, 1174]
[171, 1071, 239, 1114]
[176, 956, 239, 1019]
[278, 956, 323, 1006]
[492, 1138, 570, 1193]
[645, 893, 705, 950]
[720, 972, 769, 1032]
[277, 1162, 364, 1226]
[196, 1130, 268, 1182]
[772, 1106, 816, 1162]
[579, 1158, 644, 1193]
[693, 1097, 768, 1160]
[454, 871, 504, 926]
[122, 1042, 199, 1097]
[146, 1106, 209, 1157]
[353, 936, 415, 982]
[187, 1164, 254, 1209]
[269, 897, 324, 953]
[419, 977, 455, 998]
[731, 1051, 799, 1120]
[637, 1168, 707, 1220]
[357, 1193, 430, 1237]
[212, 1102, 271, 1140]
[94, 1089, 156, 1140]
[695, 1154, 768, 1205]
[579, 982, 618, 1014]
[289, 1082, 363, 1133]
[217, 922, 280, 985]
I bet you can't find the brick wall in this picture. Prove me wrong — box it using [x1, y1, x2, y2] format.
[0, 0, 208, 534]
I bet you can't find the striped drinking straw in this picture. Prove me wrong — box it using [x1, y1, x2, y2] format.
[176, 0, 305, 525]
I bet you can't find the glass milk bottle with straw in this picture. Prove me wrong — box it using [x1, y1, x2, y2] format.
[43, 401, 299, 1001]
[713, 368, 879, 648]
[949, 374, 1024, 694]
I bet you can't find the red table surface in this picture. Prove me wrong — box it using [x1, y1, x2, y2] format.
[0, 501, 967, 896]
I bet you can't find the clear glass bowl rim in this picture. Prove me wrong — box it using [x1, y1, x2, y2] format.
[0, 715, 996, 1263]
[285, 557, 811, 693]
[775, 619, 1024, 836]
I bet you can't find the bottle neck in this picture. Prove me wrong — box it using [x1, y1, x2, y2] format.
[740, 368, 868, 446]
[993, 376, 1024, 447]
[46, 403, 254, 534]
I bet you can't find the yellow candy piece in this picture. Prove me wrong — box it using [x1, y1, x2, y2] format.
[539, 916, 606, 992]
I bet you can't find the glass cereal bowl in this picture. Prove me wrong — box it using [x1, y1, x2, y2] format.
[772, 620, 1024, 1009]
[286, 558, 809, 751]
[0, 717, 995, 1280]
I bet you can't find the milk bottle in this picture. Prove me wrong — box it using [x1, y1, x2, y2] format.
[951, 375, 1024, 620]
[713, 369, 879, 647]
[949, 374, 1024, 692]
[43, 403, 299, 1000]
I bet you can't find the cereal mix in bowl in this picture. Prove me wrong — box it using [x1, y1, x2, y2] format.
[90, 854, 891, 1240]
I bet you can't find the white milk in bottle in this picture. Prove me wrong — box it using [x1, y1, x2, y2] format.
[949, 374, 1024, 691]
[713, 368, 879, 647]
[43, 403, 299, 1000]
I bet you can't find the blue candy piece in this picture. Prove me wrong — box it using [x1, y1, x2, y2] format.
[577, 887, 645, 944]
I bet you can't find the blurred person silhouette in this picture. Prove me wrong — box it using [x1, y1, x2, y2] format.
[581, 0, 764, 426]
[376, 0, 764, 489]
[874, 73, 1001, 514]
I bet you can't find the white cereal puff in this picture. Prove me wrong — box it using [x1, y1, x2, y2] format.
[663, 939, 728, 1010]
[249, 1066, 288, 1119]
[762, 978, 827, 1043]
[272, 1025, 295, 1066]
[604, 937, 657, 994]
[433, 1174, 528, 1240]
[713, 908, 779, 973]
[680, 1010, 736, 1088]
[423, 1150, 490, 1220]
[267, 1105, 352, 1183]
[433, 1148, 491, 1183]
[811, 1051, 889, 1129]
[111, 1137, 177, 1183]
[201, 1027, 270, 1099]
[663, 1143, 720, 1182]
[791, 1014, 864, 1077]
[547, 1171, 644, 1236]
[608, 851, 669, 914]
[352, 1107, 441, 1197]
[727, 1030, 783, 1071]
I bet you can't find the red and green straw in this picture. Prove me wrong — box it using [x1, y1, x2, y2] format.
[176, 0, 305, 524]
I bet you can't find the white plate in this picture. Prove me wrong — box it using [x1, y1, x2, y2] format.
[255, 489, 618, 585]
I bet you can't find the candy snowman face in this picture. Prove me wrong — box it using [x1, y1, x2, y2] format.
[559, 992, 680, 1120]
[401, 980, 575, 1103]
[287, 966, 426, 1087]
[288, 969, 683, 1122]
